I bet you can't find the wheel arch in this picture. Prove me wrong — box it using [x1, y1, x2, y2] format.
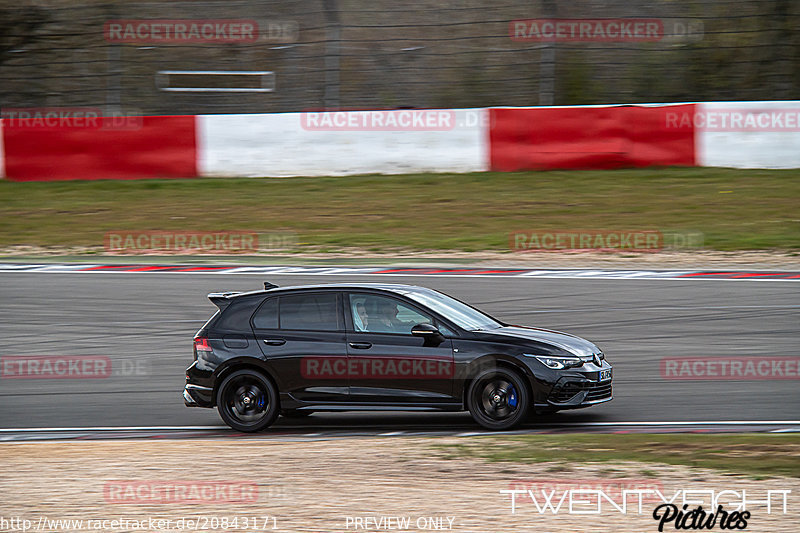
[212, 359, 280, 407]
[460, 354, 533, 410]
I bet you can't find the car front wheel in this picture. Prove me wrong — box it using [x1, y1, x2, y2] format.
[216, 369, 279, 432]
[467, 367, 529, 430]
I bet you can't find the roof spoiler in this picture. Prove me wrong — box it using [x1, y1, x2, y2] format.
[207, 291, 242, 310]
[208, 282, 277, 309]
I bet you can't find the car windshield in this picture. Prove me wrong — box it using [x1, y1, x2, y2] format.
[402, 289, 503, 331]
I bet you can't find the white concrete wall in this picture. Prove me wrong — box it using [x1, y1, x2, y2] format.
[696, 101, 800, 169]
[197, 109, 489, 177]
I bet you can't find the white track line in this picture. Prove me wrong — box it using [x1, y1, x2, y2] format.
[0, 426, 227, 432]
[539, 421, 800, 426]
[0, 421, 798, 433]
[0, 269, 797, 282]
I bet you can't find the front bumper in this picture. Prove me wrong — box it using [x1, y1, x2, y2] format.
[526, 359, 613, 410]
[546, 376, 612, 407]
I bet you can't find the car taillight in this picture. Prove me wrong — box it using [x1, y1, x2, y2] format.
[193, 336, 212, 360]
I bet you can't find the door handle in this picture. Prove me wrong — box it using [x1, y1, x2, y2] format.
[349, 342, 372, 349]
[263, 338, 286, 346]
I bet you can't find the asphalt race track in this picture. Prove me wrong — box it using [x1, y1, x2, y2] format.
[1, 269, 798, 435]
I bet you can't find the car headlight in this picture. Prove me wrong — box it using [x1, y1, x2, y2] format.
[525, 354, 582, 369]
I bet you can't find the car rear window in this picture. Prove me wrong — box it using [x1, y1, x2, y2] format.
[215, 295, 264, 332]
[251, 297, 278, 329]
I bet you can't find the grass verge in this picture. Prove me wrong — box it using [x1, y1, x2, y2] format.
[1, 168, 798, 251]
[436, 433, 800, 478]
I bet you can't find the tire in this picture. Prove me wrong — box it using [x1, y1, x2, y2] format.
[216, 369, 279, 432]
[466, 367, 529, 430]
[281, 409, 313, 418]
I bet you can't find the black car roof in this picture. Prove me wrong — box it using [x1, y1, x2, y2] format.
[219, 283, 434, 300]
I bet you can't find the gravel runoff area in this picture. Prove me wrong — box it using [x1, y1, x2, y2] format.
[0, 438, 797, 533]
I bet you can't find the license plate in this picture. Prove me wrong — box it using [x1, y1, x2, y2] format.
[599, 369, 612, 381]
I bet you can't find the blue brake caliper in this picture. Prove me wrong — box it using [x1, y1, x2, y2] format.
[508, 386, 518, 408]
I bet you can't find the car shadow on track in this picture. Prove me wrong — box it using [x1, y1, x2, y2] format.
[267, 410, 611, 433]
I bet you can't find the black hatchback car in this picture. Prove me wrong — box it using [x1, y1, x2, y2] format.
[184, 282, 612, 431]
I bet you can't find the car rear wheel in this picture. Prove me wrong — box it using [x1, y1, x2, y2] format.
[217, 369, 279, 432]
[467, 367, 529, 430]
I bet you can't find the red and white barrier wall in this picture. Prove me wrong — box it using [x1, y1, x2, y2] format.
[1, 115, 197, 181]
[197, 109, 488, 177]
[0, 119, 5, 179]
[1, 101, 798, 180]
[696, 101, 800, 169]
[489, 103, 696, 171]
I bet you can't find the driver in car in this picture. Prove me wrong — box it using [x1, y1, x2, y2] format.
[374, 299, 416, 334]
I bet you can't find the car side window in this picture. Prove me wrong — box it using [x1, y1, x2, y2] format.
[216, 296, 264, 332]
[279, 293, 339, 331]
[349, 294, 432, 335]
[251, 297, 278, 329]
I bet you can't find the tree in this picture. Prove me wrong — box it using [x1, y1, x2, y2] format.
[0, 5, 49, 68]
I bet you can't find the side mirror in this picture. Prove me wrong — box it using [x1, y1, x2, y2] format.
[411, 323, 441, 337]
